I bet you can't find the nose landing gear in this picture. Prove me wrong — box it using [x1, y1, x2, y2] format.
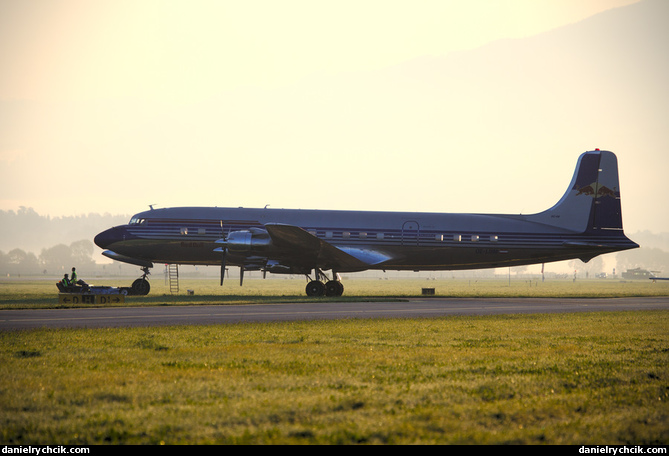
[129, 267, 151, 296]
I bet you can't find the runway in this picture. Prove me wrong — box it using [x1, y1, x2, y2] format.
[1, 296, 668, 330]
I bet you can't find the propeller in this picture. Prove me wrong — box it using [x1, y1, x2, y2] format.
[215, 228, 269, 287]
[220, 248, 227, 285]
[214, 237, 228, 286]
[214, 239, 245, 286]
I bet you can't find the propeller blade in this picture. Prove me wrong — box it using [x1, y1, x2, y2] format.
[220, 248, 227, 286]
[215, 231, 229, 286]
[239, 266, 244, 286]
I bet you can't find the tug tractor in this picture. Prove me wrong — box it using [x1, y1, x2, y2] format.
[56, 266, 151, 296]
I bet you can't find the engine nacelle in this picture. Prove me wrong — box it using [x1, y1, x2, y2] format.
[225, 229, 271, 254]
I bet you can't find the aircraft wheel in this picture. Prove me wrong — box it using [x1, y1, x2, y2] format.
[305, 280, 325, 297]
[325, 280, 344, 297]
[131, 278, 150, 296]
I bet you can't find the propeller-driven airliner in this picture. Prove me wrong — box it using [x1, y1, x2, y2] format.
[94, 150, 638, 296]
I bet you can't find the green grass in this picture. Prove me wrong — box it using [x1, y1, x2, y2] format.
[1, 312, 668, 444]
[1, 276, 669, 309]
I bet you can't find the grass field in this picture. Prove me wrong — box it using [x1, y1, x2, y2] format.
[1, 312, 668, 444]
[1, 277, 668, 444]
[1, 276, 669, 309]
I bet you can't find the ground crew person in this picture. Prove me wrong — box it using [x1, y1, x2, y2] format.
[71, 267, 78, 284]
[61, 274, 71, 287]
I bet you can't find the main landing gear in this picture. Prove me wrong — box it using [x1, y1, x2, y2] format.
[305, 269, 344, 297]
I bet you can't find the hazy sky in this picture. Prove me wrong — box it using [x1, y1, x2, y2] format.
[0, 0, 639, 102]
[3, 0, 662, 238]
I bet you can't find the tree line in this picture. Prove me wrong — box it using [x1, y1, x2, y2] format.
[1, 240, 96, 277]
[1, 208, 669, 278]
[0, 207, 129, 255]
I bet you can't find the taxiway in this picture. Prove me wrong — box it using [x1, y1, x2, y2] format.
[1, 296, 668, 330]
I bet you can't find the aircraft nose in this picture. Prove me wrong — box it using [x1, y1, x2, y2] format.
[94, 227, 125, 249]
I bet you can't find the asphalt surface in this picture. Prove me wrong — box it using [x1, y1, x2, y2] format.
[1, 296, 668, 330]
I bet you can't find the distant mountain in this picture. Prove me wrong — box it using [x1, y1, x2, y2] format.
[285, 0, 668, 159]
[189, 0, 667, 224]
[628, 230, 669, 252]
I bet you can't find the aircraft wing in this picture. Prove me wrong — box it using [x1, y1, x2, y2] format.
[264, 223, 392, 272]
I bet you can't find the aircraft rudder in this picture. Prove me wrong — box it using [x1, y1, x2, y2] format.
[591, 150, 624, 231]
[531, 150, 624, 233]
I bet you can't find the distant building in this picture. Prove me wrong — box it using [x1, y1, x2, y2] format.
[622, 268, 660, 280]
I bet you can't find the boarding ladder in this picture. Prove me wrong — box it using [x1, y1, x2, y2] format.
[168, 264, 179, 294]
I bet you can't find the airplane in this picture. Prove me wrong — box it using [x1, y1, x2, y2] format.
[94, 149, 638, 296]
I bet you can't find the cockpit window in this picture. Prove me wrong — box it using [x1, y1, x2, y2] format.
[129, 217, 147, 225]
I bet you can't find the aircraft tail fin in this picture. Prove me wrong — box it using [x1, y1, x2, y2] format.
[530, 150, 626, 233]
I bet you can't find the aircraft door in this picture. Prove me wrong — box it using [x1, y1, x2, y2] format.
[402, 221, 420, 246]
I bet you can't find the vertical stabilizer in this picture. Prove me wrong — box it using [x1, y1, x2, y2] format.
[530, 150, 624, 233]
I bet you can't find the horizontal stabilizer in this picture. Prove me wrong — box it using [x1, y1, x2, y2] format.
[562, 241, 607, 248]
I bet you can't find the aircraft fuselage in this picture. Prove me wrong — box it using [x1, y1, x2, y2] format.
[93, 150, 638, 296]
